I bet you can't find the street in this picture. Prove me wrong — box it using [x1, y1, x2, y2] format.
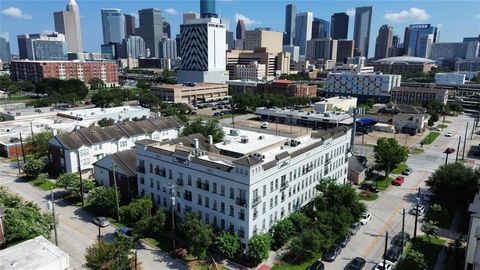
[325, 114, 477, 270]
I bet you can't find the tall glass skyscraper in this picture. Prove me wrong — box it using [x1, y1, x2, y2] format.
[353, 6, 373, 58]
[200, 0, 217, 18]
[283, 4, 296, 46]
[101, 9, 126, 44]
[294, 12, 313, 57]
[331, 12, 349, 40]
[312, 18, 330, 39]
[403, 24, 439, 58]
[0, 32, 12, 63]
[138, 8, 164, 58]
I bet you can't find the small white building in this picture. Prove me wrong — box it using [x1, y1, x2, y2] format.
[435, 72, 466, 85]
[313, 96, 358, 113]
[234, 61, 266, 81]
[0, 236, 70, 270]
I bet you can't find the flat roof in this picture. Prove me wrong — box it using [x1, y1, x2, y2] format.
[314, 96, 357, 105]
[255, 107, 353, 123]
[152, 83, 228, 90]
[215, 127, 288, 156]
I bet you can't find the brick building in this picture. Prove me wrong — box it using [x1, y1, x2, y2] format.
[257, 80, 317, 97]
[10, 60, 119, 86]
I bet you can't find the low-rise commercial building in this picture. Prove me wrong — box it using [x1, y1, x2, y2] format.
[456, 58, 480, 72]
[390, 86, 448, 106]
[135, 126, 351, 247]
[370, 103, 429, 134]
[150, 83, 229, 104]
[226, 80, 264, 94]
[325, 71, 401, 103]
[47, 116, 183, 177]
[313, 96, 357, 113]
[9, 60, 119, 86]
[435, 72, 466, 85]
[371, 56, 436, 74]
[257, 80, 317, 97]
[234, 61, 266, 81]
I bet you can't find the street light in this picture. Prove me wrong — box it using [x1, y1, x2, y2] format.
[444, 147, 456, 165]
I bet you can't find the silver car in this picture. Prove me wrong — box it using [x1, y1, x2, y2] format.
[92, 217, 110, 227]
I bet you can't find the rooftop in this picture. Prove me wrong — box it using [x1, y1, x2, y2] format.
[374, 56, 436, 64]
[56, 106, 150, 121]
[151, 83, 228, 90]
[255, 107, 353, 124]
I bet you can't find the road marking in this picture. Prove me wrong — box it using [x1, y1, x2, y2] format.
[361, 172, 428, 258]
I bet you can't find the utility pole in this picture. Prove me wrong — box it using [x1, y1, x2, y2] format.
[383, 231, 388, 269]
[112, 163, 121, 222]
[15, 146, 20, 175]
[472, 119, 475, 140]
[30, 122, 35, 145]
[401, 209, 405, 254]
[49, 188, 58, 246]
[414, 187, 420, 238]
[166, 183, 177, 250]
[76, 150, 85, 207]
[19, 132, 26, 164]
[456, 136, 462, 161]
[463, 122, 469, 160]
[350, 108, 358, 153]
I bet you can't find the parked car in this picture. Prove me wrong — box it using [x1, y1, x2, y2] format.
[391, 232, 411, 247]
[309, 259, 325, 270]
[446, 131, 453, 137]
[345, 257, 366, 270]
[114, 227, 133, 238]
[360, 183, 379, 193]
[431, 127, 441, 131]
[261, 122, 269, 129]
[336, 233, 351, 248]
[322, 244, 342, 262]
[402, 167, 413, 175]
[349, 222, 361, 235]
[383, 245, 402, 262]
[410, 204, 426, 215]
[392, 176, 405, 186]
[92, 217, 110, 227]
[360, 212, 372, 225]
[374, 260, 394, 270]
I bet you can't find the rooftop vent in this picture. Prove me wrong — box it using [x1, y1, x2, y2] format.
[250, 153, 265, 160]
[240, 136, 249, 144]
[230, 129, 239, 136]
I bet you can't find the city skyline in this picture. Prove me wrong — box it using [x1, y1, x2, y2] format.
[1, 0, 479, 57]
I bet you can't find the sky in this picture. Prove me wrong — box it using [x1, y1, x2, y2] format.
[1, 0, 480, 57]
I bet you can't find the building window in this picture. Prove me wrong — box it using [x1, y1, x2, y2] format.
[229, 188, 234, 199]
[220, 202, 225, 213]
[262, 202, 266, 214]
[220, 185, 225, 196]
[229, 205, 234, 217]
[212, 182, 217, 194]
[213, 200, 217, 211]
[263, 185, 266, 196]
[197, 194, 202, 205]
[188, 175, 192, 186]
[205, 197, 210, 208]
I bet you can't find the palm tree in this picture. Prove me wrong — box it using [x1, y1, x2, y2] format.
[421, 220, 440, 242]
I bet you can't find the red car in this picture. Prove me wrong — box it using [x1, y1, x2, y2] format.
[392, 176, 405, 186]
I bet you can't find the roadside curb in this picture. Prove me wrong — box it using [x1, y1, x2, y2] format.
[138, 238, 190, 269]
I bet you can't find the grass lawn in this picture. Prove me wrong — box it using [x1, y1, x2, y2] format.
[437, 124, 448, 129]
[421, 132, 441, 145]
[409, 147, 425, 154]
[358, 190, 379, 201]
[271, 256, 319, 270]
[425, 208, 454, 230]
[443, 120, 452, 123]
[106, 217, 126, 228]
[375, 176, 393, 191]
[5, 94, 33, 102]
[391, 163, 407, 174]
[29, 177, 56, 191]
[398, 235, 445, 270]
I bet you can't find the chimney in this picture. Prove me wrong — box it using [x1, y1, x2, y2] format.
[194, 138, 199, 149]
[208, 135, 213, 145]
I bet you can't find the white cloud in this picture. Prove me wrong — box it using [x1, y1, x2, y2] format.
[384, 7, 430, 23]
[234, 13, 259, 26]
[346, 8, 355, 16]
[1, 7, 32, 19]
[164, 8, 177, 15]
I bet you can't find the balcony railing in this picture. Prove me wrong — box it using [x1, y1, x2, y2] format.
[325, 158, 331, 164]
[136, 166, 145, 173]
[252, 196, 262, 206]
[280, 181, 289, 190]
[236, 197, 247, 207]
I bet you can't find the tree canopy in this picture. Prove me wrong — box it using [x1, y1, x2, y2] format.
[119, 195, 153, 224]
[231, 91, 311, 112]
[180, 211, 214, 259]
[85, 237, 138, 270]
[26, 129, 54, 159]
[182, 118, 225, 143]
[216, 231, 240, 258]
[97, 118, 115, 127]
[248, 233, 272, 263]
[56, 173, 94, 199]
[23, 158, 45, 179]
[374, 138, 409, 177]
[88, 186, 119, 217]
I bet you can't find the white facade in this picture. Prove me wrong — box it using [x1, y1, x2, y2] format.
[234, 61, 266, 81]
[314, 96, 358, 113]
[135, 127, 351, 247]
[325, 71, 401, 101]
[283, 45, 300, 63]
[435, 72, 466, 85]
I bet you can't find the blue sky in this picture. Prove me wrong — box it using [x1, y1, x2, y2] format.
[1, 0, 480, 56]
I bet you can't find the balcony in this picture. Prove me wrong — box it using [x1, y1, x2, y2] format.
[280, 181, 289, 190]
[136, 166, 145, 173]
[196, 181, 210, 191]
[252, 196, 262, 206]
[325, 158, 331, 164]
[236, 197, 247, 207]
[324, 168, 330, 175]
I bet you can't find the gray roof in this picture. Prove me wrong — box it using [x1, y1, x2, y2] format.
[93, 149, 137, 177]
[379, 103, 426, 114]
[232, 156, 263, 167]
[374, 56, 436, 64]
[54, 116, 183, 150]
[349, 155, 367, 173]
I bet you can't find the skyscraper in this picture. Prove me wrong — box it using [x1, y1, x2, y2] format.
[0, 33, 12, 63]
[163, 21, 171, 38]
[236, 19, 246, 40]
[312, 18, 330, 39]
[53, 0, 82, 53]
[183, 12, 199, 24]
[374, 25, 393, 60]
[101, 9, 126, 44]
[244, 29, 283, 53]
[125, 14, 136, 36]
[294, 12, 313, 57]
[403, 24, 439, 58]
[200, 0, 217, 18]
[226, 31, 235, 50]
[159, 38, 177, 60]
[123, 35, 145, 59]
[177, 17, 228, 83]
[283, 4, 296, 46]
[306, 38, 337, 61]
[17, 33, 67, 60]
[330, 12, 349, 40]
[138, 8, 164, 58]
[336, 40, 355, 63]
[353, 6, 373, 57]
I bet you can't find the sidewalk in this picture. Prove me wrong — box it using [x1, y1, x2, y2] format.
[433, 209, 464, 270]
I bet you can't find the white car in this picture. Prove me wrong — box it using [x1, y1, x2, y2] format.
[446, 131, 453, 137]
[374, 260, 394, 270]
[360, 212, 372, 225]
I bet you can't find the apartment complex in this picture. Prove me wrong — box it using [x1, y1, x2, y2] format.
[9, 60, 119, 86]
[150, 83, 229, 104]
[48, 116, 183, 177]
[234, 61, 266, 81]
[390, 86, 448, 106]
[257, 80, 317, 97]
[135, 126, 351, 247]
[226, 49, 290, 80]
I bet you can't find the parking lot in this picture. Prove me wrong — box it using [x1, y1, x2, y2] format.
[356, 130, 427, 148]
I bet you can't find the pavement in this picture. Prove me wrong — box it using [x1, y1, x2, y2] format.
[0, 161, 187, 270]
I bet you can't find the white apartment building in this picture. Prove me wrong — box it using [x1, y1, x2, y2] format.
[135, 126, 351, 248]
[325, 71, 401, 103]
[48, 116, 183, 177]
[435, 72, 466, 85]
[234, 61, 266, 81]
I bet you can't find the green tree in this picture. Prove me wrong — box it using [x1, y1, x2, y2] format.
[89, 77, 105, 90]
[288, 228, 328, 262]
[180, 212, 214, 259]
[56, 173, 94, 199]
[428, 112, 439, 126]
[288, 211, 310, 232]
[133, 211, 166, 238]
[26, 129, 54, 159]
[97, 118, 115, 127]
[216, 231, 240, 258]
[248, 233, 272, 263]
[88, 186, 119, 217]
[136, 79, 151, 90]
[374, 138, 409, 177]
[426, 162, 480, 209]
[405, 249, 428, 270]
[421, 220, 440, 241]
[446, 101, 463, 114]
[182, 118, 225, 143]
[23, 158, 45, 179]
[138, 90, 161, 108]
[426, 100, 445, 115]
[271, 218, 295, 247]
[472, 76, 480, 84]
[119, 195, 153, 225]
[85, 237, 137, 270]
